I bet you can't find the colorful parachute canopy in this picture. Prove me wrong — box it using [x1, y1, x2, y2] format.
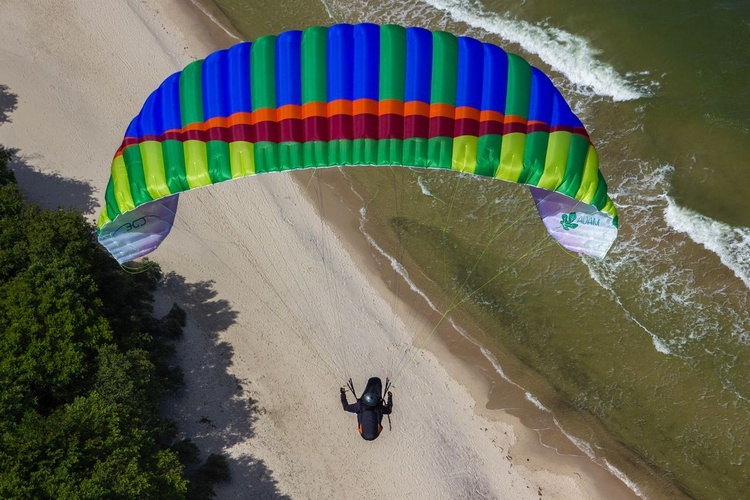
[98, 23, 618, 263]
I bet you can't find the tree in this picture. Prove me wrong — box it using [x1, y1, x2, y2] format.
[0, 145, 228, 498]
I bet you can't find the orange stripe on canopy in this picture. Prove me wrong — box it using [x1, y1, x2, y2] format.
[302, 101, 327, 119]
[227, 112, 253, 127]
[504, 114, 528, 126]
[204, 116, 227, 129]
[430, 103, 455, 119]
[183, 122, 205, 132]
[328, 99, 352, 116]
[405, 101, 430, 117]
[455, 106, 480, 121]
[252, 107, 277, 124]
[353, 98, 378, 115]
[379, 99, 404, 116]
[479, 109, 504, 123]
[277, 104, 302, 121]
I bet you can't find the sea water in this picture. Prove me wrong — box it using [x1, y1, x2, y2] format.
[200, 0, 750, 496]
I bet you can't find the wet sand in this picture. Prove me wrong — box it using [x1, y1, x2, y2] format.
[297, 168, 641, 499]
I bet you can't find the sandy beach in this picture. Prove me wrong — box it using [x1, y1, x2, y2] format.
[0, 1, 639, 498]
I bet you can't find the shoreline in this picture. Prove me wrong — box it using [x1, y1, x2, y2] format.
[297, 168, 642, 499]
[178, 2, 678, 494]
[0, 0, 670, 497]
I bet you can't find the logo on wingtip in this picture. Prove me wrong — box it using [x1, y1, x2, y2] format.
[560, 212, 579, 231]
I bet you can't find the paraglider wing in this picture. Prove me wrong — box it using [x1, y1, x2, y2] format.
[530, 187, 617, 258]
[97, 194, 178, 263]
[97, 23, 618, 263]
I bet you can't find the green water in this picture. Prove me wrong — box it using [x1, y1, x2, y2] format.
[202, 0, 750, 497]
[333, 165, 744, 498]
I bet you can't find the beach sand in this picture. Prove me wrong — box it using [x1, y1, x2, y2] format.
[0, 1, 638, 497]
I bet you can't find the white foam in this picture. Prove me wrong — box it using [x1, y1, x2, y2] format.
[553, 421, 645, 497]
[524, 392, 549, 412]
[358, 206, 442, 314]
[417, 176, 435, 197]
[477, 346, 641, 489]
[324, 0, 653, 101]
[586, 261, 678, 356]
[421, 0, 652, 101]
[352, 178, 647, 498]
[664, 198, 750, 290]
[583, 155, 750, 357]
[186, 0, 241, 41]
[649, 334, 674, 356]
[601, 459, 647, 498]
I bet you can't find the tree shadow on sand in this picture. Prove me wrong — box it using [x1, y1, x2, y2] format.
[0, 84, 18, 124]
[161, 272, 291, 499]
[0, 84, 97, 214]
[3, 146, 98, 214]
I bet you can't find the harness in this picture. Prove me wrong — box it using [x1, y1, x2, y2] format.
[357, 403, 383, 439]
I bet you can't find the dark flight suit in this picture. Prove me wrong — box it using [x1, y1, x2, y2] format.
[341, 380, 393, 440]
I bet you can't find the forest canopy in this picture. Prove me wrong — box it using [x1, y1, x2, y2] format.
[0, 146, 228, 498]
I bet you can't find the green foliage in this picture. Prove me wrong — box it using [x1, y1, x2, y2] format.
[0, 206, 111, 418]
[0, 393, 187, 499]
[0, 147, 15, 186]
[0, 146, 229, 498]
[0, 147, 26, 278]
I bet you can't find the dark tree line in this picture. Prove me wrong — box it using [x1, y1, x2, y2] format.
[0, 146, 229, 499]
